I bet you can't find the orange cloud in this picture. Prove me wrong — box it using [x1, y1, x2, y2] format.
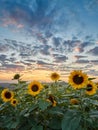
[74, 47, 81, 53]
[2, 18, 24, 29]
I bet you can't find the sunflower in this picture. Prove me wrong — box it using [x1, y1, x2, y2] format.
[52, 100, 57, 107]
[28, 81, 43, 96]
[50, 72, 60, 81]
[47, 94, 57, 107]
[86, 81, 97, 95]
[13, 73, 20, 80]
[1, 89, 14, 102]
[68, 70, 88, 89]
[70, 98, 79, 105]
[11, 99, 18, 107]
[95, 82, 98, 89]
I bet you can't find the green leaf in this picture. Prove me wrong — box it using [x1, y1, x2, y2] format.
[20, 108, 28, 116]
[28, 104, 38, 113]
[31, 125, 43, 130]
[62, 110, 81, 130]
[10, 119, 20, 129]
[24, 113, 30, 117]
[90, 111, 98, 118]
[3, 116, 19, 129]
[49, 117, 61, 129]
[88, 77, 96, 80]
[90, 100, 98, 106]
[28, 117, 37, 127]
[48, 107, 63, 117]
[38, 99, 51, 110]
[0, 102, 7, 111]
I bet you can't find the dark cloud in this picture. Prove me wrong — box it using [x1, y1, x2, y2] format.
[39, 44, 51, 55]
[11, 53, 16, 56]
[4, 39, 17, 45]
[8, 57, 16, 62]
[52, 37, 62, 47]
[75, 59, 90, 64]
[25, 60, 36, 63]
[0, 44, 9, 52]
[63, 41, 80, 53]
[21, 61, 33, 66]
[72, 36, 78, 40]
[74, 55, 87, 60]
[90, 60, 98, 65]
[37, 60, 48, 65]
[20, 53, 30, 57]
[81, 41, 93, 48]
[87, 46, 98, 55]
[0, 54, 7, 62]
[0, 39, 19, 52]
[36, 33, 47, 44]
[62, 39, 94, 53]
[45, 31, 53, 38]
[1, 63, 24, 70]
[85, 35, 92, 40]
[53, 55, 68, 63]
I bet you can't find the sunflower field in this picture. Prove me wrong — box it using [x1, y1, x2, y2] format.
[0, 70, 98, 130]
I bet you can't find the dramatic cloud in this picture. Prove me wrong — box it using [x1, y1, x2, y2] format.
[0, 0, 98, 81]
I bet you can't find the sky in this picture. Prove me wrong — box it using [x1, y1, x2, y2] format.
[0, 0, 98, 83]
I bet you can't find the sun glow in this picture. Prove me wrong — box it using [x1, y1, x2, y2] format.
[0, 69, 68, 83]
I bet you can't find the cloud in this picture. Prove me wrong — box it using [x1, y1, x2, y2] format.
[85, 0, 98, 12]
[75, 59, 90, 64]
[19, 53, 30, 57]
[0, 0, 84, 38]
[0, 0, 56, 29]
[74, 47, 84, 53]
[0, 43, 9, 52]
[0, 54, 7, 62]
[81, 41, 93, 48]
[0, 63, 25, 71]
[39, 44, 51, 55]
[37, 60, 49, 65]
[74, 55, 87, 60]
[87, 69, 98, 76]
[53, 55, 68, 63]
[52, 37, 62, 47]
[25, 59, 36, 63]
[87, 46, 98, 55]
[90, 60, 98, 65]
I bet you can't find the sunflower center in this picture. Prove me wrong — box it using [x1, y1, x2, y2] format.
[49, 95, 54, 103]
[86, 84, 92, 91]
[73, 75, 84, 84]
[5, 92, 11, 99]
[31, 85, 39, 92]
[52, 74, 57, 78]
[13, 100, 16, 104]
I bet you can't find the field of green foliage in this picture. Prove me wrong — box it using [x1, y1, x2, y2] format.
[0, 70, 98, 130]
